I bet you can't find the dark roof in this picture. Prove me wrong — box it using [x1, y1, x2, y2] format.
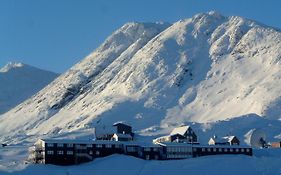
[113, 122, 131, 128]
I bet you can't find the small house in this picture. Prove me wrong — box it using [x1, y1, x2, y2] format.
[208, 135, 240, 146]
[170, 125, 197, 143]
[153, 125, 198, 144]
[113, 122, 133, 136]
[95, 122, 134, 140]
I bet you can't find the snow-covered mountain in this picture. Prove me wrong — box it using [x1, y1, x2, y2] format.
[1, 11, 281, 142]
[0, 62, 58, 115]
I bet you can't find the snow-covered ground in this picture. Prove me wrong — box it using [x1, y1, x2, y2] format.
[0, 62, 58, 114]
[1, 146, 281, 175]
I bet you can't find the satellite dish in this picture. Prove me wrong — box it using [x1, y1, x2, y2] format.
[249, 129, 267, 148]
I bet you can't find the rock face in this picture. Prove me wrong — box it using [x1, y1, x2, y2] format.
[0, 62, 58, 114]
[1, 11, 281, 141]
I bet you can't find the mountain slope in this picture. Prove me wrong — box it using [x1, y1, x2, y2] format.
[1, 11, 281, 142]
[0, 62, 58, 114]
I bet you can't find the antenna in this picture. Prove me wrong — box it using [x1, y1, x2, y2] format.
[249, 129, 267, 148]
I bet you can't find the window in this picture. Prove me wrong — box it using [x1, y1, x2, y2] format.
[213, 148, 216, 152]
[144, 147, 151, 152]
[57, 150, 64, 155]
[207, 148, 211, 152]
[67, 143, 73, 148]
[224, 148, 228, 152]
[202, 148, 205, 152]
[87, 144, 93, 148]
[47, 150, 54, 155]
[106, 144, 112, 148]
[89, 150, 93, 155]
[47, 143, 54, 147]
[235, 148, 239, 152]
[230, 148, 233, 152]
[145, 155, 150, 160]
[96, 144, 103, 148]
[66, 151, 73, 155]
[153, 147, 158, 152]
[219, 148, 222, 152]
[95, 151, 100, 155]
[246, 149, 250, 152]
[57, 143, 64, 147]
[115, 144, 122, 148]
[241, 148, 245, 152]
[127, 146, 137, 152]
[193, 148, 197, 152]
[154, 155, 159, 160]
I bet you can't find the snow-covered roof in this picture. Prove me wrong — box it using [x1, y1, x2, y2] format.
[113, 121, 131, 127]
[170, 125, 190, 136]
[222, 136, 236, 142]
[39, 139, 123, 145]
[210, 136, 238, 143]
[155, 142, 193, 147]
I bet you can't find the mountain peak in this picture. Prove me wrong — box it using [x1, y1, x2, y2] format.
[0, 62, 25, 73]
[1, 12, 281, 143]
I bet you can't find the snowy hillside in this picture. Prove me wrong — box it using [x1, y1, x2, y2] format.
[0, 62, 58, 114]
[1, 11, 281, 143]
[1, 151, 281, 175]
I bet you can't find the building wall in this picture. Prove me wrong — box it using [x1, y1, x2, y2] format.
[271, 142, 281, 148]
[43, 142, 124, 165]
[115, 124, 132, 135]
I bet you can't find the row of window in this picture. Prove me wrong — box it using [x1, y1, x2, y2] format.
[46, 150, 103, 156]
[47, 150, 74, 155]
[200, 147, 250, 153]
[46, 143, 122, 148]
[143, 147, 159, 152]
[145, 155, 159, 160]
[167, 146, 192, 152]
[167, 154, 192, 159]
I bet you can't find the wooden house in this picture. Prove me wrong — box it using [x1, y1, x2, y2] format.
[153, 125, 198, 144]
[113, 122, 133, 136]
[208, 136, 240, 146]
[153, 134, 188, 143]
[170, 125, 197, 142]
[95, 122, 134, 140]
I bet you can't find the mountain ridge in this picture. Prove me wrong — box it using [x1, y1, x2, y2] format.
[1, 11, 281, 143]
[0, 62, 59, 115]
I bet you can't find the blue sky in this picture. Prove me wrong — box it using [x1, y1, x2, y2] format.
[1, 0, 281, 73]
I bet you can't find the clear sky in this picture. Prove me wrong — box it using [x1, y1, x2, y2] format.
[1, 0, 281, 73]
